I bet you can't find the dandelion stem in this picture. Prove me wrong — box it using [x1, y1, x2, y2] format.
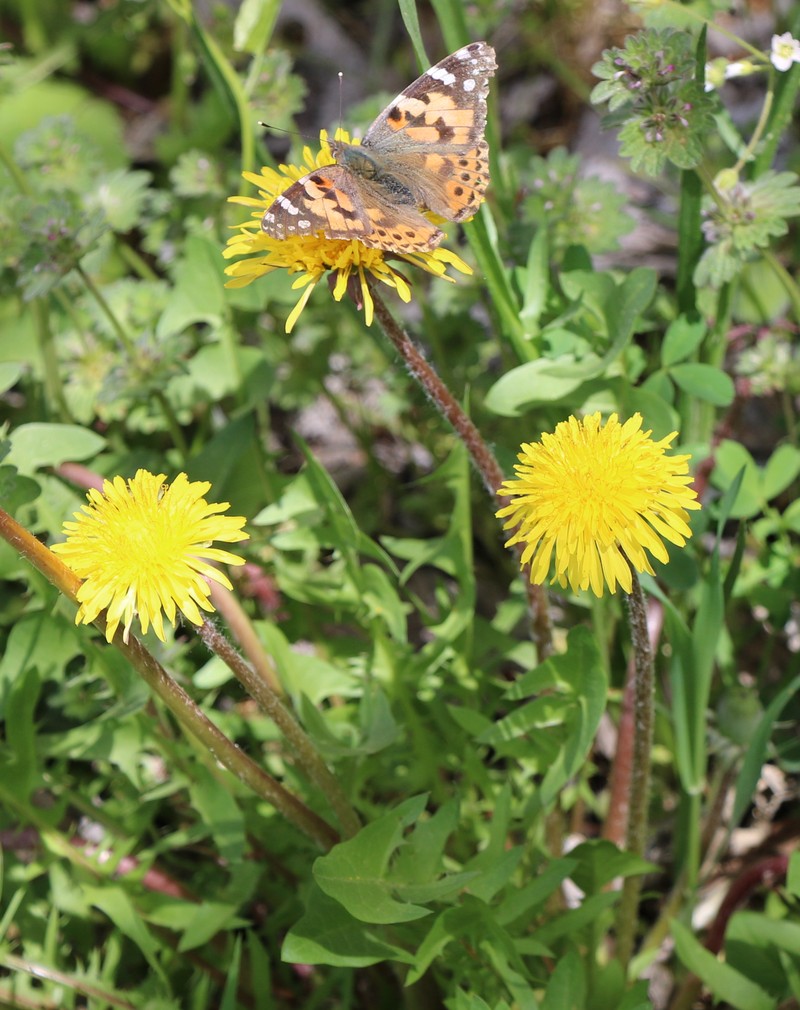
[199, 618, 362, 839]
[616, 567, 656, 968]
[370, 285, 553, 657]
[0, 506, 339, 852]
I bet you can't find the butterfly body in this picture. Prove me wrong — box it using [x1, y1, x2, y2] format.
[262, 41, 497, 253]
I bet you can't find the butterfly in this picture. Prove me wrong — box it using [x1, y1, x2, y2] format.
[261, 41, 497, 254]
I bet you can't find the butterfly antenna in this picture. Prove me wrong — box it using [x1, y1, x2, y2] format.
[336, 71, 344, 141]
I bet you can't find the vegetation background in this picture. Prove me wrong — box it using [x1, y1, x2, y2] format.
[0, 0, 798, 1008]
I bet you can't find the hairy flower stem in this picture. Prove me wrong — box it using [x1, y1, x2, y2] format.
[0, 507, 339, 852]
[616, 568, 655, 968]
[199, 619, 362, 839]
[370, 285, 552, 657]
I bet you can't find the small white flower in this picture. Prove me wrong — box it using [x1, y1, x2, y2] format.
[770, 32, 800, 72]
[725, 59, 756, 80]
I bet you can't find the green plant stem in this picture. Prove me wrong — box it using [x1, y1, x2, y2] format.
[76, 264, 136, 354]
[0, 507, 338, 852]
[199, 618, 362, 839]
[615, 568, 655, 969]
[370, 284, 553, 658]
[32, 298, 70, 419]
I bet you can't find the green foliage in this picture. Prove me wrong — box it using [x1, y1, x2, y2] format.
[696, 170, 800, 287]
[0, 0, 799, 1008]
[591, 29, 716, 174]
[522, 148, 635, 256]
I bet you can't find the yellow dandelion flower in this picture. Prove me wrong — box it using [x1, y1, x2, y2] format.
[51, 470, 249, 643]
[223, 130, 473, 333]
[496, 412, 702, 597]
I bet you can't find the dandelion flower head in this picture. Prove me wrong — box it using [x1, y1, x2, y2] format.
[223, 131, 472, 332]
[52, 469, 249, 643]
[496, 412, 702, 597]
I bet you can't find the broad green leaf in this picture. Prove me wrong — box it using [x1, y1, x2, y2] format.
[541, 949, 585, 1010]
[728, 910, 800, 956]
[620, 383, 679, 441]
[0, 77, 127, 167]
[568, 840, 656, 894]
[178, 902, 246, 953]
[534, 891, 619, 946]
[361, 563, 408, 642]
[313, 796, 431, 924]
[670, 362, 735, 405]
[484, 358, 585, 415]
[712, 441, 762, 518]
[0, 363, 23, 394]
[496, 858, 578, 927]
[393, 800, 459, 885]
[762, 443, 800, 501]
[156, 234, 226, 337]
[282, 884, 413, 967]
[671, 919, 774, 1010]
[661, 315, 707, 366]
[608, 267, 658, 347]
[6, 423, 105, 474]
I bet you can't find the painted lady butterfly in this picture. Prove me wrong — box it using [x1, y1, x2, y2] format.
[261, 41, 497, 254]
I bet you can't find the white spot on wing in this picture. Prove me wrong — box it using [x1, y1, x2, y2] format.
[463, 78, 476, 92]
[427, 66, 456, 85]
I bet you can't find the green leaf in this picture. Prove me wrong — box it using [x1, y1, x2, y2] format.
[661, 315, 707, 366]
[188, 763, 246, 864]
[83, 885, 169, 984]
[484, 358, 585, 415]
[178, 902, 247, 953]
[6, 422, 105, 474]
[733, 673, 800, 825]
[567, 839, 657, 894]
[669, 363, 735, 405]
[711, 441, 762, 519]
[156, 234, 226, 337]
[4, 664, 41, 801]
[762, 443, 800, 501]
[282, 884, 413, 967]
[519, 228, 549, 331]
[233, 0, 279, 54]
[789, 851, 800, 899]
[0, 363, 23, 394]
[495, 858, 578, 927]
[313, 796, 432, 924]
[671, 919, 774, 1010]
[541, 949, 585, 1010]
[361, 563, 408, 642]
